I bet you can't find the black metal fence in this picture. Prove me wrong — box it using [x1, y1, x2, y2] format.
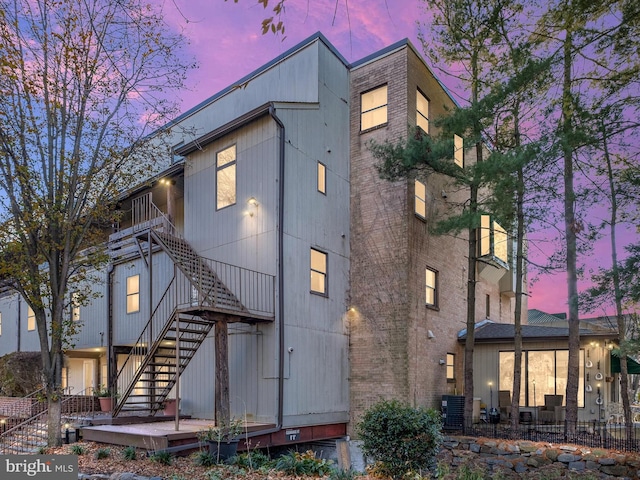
[448, 420, 640, 453]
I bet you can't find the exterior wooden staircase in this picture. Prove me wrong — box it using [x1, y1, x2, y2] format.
[111, 198, 274, 417]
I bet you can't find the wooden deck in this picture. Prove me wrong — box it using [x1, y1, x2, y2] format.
[79, 419, 347, 453]
[81, 418, 274, 451]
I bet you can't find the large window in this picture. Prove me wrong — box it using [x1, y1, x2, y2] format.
[310, 248, 327, 295]
[27, 306, 35, 331]
[317, 161, 326, 194]
[499, 350, 584, 408]
[126, 274, 140, 314]
[216, 145, 236, 210]
[480, 215, 508, 264]
[425, 267, 438, 307]
[454, 134, 464, 167]
[361, 85, 388, 131]
[415, 180, 426, 219]
[416, 90, 429, 133]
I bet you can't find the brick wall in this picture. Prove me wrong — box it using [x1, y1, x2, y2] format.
[348, 44, 518, 435]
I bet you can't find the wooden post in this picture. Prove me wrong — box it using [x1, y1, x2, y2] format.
[214, 316, 230, 426]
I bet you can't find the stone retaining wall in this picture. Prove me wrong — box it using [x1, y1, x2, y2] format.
[440, 435, 640, 478]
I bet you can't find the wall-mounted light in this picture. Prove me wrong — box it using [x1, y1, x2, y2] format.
[427, 330, 435, 339]
[439, 359, 446, 365]
[246, 197, 259, 217]
[159, 178, 175, 186]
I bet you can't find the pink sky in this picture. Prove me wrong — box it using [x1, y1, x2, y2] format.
[162, 0, 633, 319]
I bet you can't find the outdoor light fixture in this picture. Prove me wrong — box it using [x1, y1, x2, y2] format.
[246, 197, 259, 217]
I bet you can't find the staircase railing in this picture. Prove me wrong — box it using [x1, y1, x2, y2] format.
[0, 388, 98, 454]
[113, 273, 180, 416]
[133, 192, 275, 317]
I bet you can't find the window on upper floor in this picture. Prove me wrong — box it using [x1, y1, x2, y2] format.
[425, 267, 438, 308]
[216, 145, 236, 210]
[416, 90, 429, 133]
[317, 161, 326, 194]
[454, 134, 464, 168]
[310, 248, 328, 295]
[27, 306, 35, 331]
[126, 274, 140, 314]
[72, 292, 80, 322]
[361, 85, 388, 131]
[479, 215, 508, 265]
[415, 180, 426, 219]
[447, 353, 455, 382]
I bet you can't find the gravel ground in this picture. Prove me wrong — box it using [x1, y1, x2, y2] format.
[48, 441, 300, 480]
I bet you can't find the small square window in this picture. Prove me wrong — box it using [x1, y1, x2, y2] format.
[127, 274, 140, 314]
[425, 267, 438, 307]
[361, 85, 388, 131]
[310, 249, 327, 295]
[317, 162, 326, 194]
[415, 180, 426, 219]
[447, 353, 455, 381]
[454, 134, 464, 167]
[417, 90, 429, 133]
[27, 306, 36, 331]
[216, 145, 237, 210]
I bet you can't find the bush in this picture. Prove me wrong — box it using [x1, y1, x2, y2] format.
[273, 450, 333, 476]
[122, 446, 137, 461]
[356, 399, 442, 479]
[95, 447, 111, 459]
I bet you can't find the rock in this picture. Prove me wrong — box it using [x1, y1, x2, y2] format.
[557, 453, 581, 463]
[598, 457, 616, 466]
[567, 461, 585, 472]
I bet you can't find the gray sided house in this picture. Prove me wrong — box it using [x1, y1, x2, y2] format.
[0, 33, 522, 444]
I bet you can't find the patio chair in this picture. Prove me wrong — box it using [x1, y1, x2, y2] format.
[606, 402, 624, 425]
[498, 390, 511, 422]
[538, 394, 564, 424]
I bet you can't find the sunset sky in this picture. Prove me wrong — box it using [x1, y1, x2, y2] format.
[162, 0, 633, 319]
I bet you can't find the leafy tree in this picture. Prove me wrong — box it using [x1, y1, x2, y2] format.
[0, 0, 193, 446]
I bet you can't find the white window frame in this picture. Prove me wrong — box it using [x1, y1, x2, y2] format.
[126, 274, 140, 314]
[446, 353, 455, 382]
[216, 145, 237, 210]
[480, 215, 508, 265]
[27, 306, 35, 331]
[361, 85, 388, 131]
[425, 267, 438, 308]
[317, 161, 326, 194]
[454, 134, 464, 167]
[415, 180, 426, 219]
[310, 248, 328, 295]
[416, 89, 429, 133]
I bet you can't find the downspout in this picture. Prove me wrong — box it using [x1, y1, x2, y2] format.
[107, 263, 114, 397]
[17, 295, 22, 352]
[270, 103, 286, 432]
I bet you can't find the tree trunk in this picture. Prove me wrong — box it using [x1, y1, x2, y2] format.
[214, 317, 230, 426]
[562, 28, 580, 429]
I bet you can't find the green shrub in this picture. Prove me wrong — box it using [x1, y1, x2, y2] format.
[150, 450, 173, 465]
[356, 399, 443, 479]
[329, 467, 360, 480]
[69, 444, 86, 455]
[273, 450, 334, 476]
[122, 446, 137, 461]
[95, 447, 111, 459]
[193, 450, 217, 467]
[228, 450, 271, 470]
